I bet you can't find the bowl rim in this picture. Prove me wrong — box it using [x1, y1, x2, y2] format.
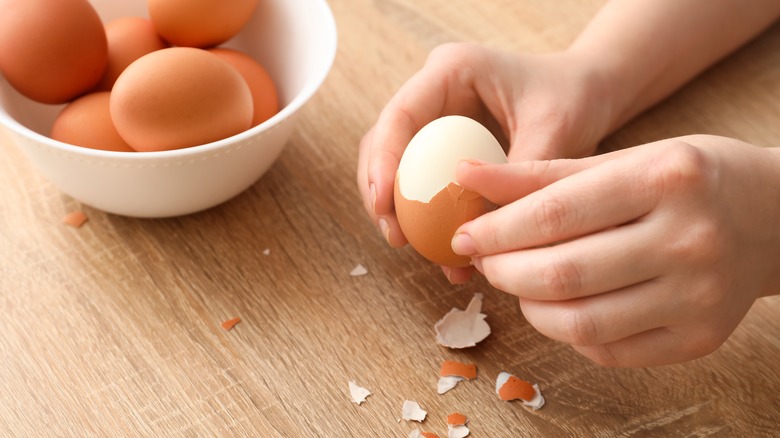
[0, 0, 338, 161]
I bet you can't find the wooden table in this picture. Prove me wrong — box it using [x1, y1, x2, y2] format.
[2, 0, 779, 436]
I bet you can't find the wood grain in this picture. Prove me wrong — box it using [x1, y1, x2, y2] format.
[2, 0, 780, 436]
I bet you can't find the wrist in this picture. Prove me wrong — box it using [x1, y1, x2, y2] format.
[761, 147, 780, 297]
[730, 143, 780, 299]
[559, 46, 632, 137]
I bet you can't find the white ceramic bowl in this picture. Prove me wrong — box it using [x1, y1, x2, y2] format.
[0, 0, 337, 217]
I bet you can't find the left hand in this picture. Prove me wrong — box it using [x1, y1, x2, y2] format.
[451, 135, 780, 367]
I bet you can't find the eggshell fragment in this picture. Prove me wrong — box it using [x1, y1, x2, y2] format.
[221, 317, 241, 330]
[62, 211, 88, 228]
[409, 430, 439, 438]
[0, 0, 107, 103]
[437, 360, 477, 394]
[111, 47, 253, 151]
[394, 116, 507, 267]
[51, 92, 134, 152]
[350, 264, 368, 277]
[402, 400, 427, 422]
[447, 425, 470, 438]
[495, 372, 545, 410]
[348, 381, 371, 405]
[446, 413, 467, 426]
[437, 376, 463, 395]
[440, 361, 477, 380]
[446, 413, 470, 438]
[434, 293, 491, 349]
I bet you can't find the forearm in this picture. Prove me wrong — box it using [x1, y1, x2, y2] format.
[762, 147, 780, 297]
[568, 0, 780, 132]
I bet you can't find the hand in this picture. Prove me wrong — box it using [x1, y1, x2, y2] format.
[356, 43, 618, 283]
[451, 135, 780, 367]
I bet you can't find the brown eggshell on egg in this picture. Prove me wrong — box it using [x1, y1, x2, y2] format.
[110, 47, 253, 152]
[95, 16, 168, 91]
[207, 48, 280, 127]
[395, 179, 494, 267]
[147, 0, 259, 48]
[51, 92, 134, 152]
[0, 0, 107, 104]
[393, 116, 508, 268]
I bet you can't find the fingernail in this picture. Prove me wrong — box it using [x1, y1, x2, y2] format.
[456, 159, 480, 176]
[472, 257, 483, 274]
[451, 232, 476, 256]
[369, 183, 377, 214]
[460, 158, 485, 166]
[378, 217, 391, 244]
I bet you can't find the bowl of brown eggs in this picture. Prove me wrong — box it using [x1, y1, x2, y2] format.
[0, 0, 337, 217]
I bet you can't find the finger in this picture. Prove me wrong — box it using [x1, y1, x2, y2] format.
[368, 44, 507, 217]
[364, 64, 461, 248]
[357, 127, 375, 218]
[368, 70, 453, 248]
[367, 50, 497, 247]
[456, 147, 641, 207]
[364, 130, 408, 248]
[571, 326, 716, 367]
[456, 159, 591, 207]
[453, 149, 663, 256]
[358, 129, 408, 247]
[367, 67, 449, 220]
[477, 221, 664, 300]
[441, 265, 475, 284]
[517, 277, 680, 348]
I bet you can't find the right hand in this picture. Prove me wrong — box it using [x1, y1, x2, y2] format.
[357, 42, 619, 283]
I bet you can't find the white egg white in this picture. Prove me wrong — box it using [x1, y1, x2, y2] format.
[397, 115, 507, 202]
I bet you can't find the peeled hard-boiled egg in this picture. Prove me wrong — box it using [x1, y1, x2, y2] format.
[110, 47, 253, 152]
[394, 116, 508, 267]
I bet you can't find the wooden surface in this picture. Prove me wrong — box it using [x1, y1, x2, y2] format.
[2, 0, 780, 436]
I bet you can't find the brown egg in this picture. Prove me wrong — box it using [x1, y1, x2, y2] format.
[394, 116, 508, 268]
[395, 180, 493, 267]
[51, 92, 134, 152]
[147, 0, 259, 48]
[110, 47, 253, 152]
[95, 17, 168, 91]
[0, 0, 107, 104]
[208, 48, 279, 127]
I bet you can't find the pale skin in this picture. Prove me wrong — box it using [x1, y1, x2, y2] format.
[357, 0, 780, 367]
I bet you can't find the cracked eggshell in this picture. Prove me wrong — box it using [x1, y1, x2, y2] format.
[394, 116, 507, 267]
